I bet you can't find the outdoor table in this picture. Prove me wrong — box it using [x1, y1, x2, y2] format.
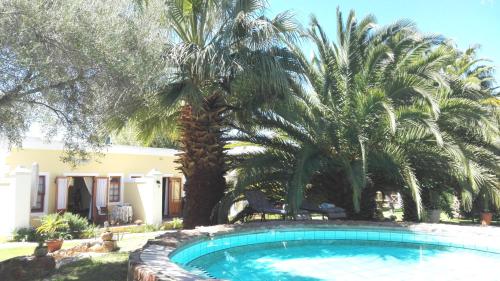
[110, 204, 133, 224]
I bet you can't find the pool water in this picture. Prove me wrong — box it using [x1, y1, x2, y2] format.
[187, 240, 500, 281]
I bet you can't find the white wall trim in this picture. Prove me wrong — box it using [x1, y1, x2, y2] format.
[63, 172, 99, 177]
[11, 137, 179, 156]
[107, 173, 124, 205]
[31, 172, 49, 216]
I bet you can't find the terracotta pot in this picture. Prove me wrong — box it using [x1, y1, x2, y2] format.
[481, 212, 493, 225]
[33, 246, 48, 257]
[46, 239, 63, 253]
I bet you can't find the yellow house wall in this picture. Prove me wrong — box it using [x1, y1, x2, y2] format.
[5, 148, 182, 223]
[123, 182, 145, 222]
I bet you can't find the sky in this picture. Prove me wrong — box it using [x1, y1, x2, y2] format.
[268, 0, 500, 83]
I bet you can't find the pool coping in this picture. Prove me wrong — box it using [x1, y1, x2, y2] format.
[127, 220, 500, 281]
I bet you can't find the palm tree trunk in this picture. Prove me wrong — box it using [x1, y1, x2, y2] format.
[353, 185, 377, 220]
[402, 192, 419, 222]
[177, 94, 227, 229]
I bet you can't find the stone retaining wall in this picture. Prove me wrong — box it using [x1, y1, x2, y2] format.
[0, 256, 55, 281]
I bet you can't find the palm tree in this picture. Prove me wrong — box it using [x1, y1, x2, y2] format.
[232, 9, 499, 220]
[120, 0, 300, 228]
[437, 46, 499, 212]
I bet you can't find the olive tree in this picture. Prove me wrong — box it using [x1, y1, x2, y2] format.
[0, 0, 166, 162]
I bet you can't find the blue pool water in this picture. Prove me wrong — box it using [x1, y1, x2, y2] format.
[170, 228, 500, 281]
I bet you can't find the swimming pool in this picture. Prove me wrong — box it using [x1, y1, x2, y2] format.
[170, 227, 500, 280]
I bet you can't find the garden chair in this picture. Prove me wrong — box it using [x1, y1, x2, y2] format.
[95, 206, 109, 225]
[244, 190, 287, 221]
[300, 200, 347, 220]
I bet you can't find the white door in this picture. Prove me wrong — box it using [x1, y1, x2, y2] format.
[95, 177, 108, 210]
[56, 177, 69, 212]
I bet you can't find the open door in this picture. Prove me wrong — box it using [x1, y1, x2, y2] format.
[92, 177, 109, 223]
[168, 177, 182, 217]
[56, 177, 69, 213]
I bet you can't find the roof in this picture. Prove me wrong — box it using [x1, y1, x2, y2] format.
[2, 137, 180, 157]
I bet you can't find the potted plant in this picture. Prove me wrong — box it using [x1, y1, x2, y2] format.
[427, 190, 441, 223]
[36, 214, 69, 252]
[480, 194, 492, 226]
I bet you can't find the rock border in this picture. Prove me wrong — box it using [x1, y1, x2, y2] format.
[127, 220, 500, 281]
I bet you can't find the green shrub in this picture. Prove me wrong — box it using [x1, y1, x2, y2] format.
[161, 218, 183, 230]
[81, 224, 98, 238]
[13, 227, 40, 242]
[143, 224, 160, 232]
[39, 213, 95, 239]
[37, 214, 71, 240]
[62, 213, 95, 239]
[171, 218, 183, 229]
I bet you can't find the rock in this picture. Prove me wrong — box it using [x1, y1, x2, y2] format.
[72, 243, 91, 252]
[33, 246, 48, 257]
[135, 219, 143, 225]
[0, 256, 55, 281]
[89, 244, 105, 253]
[102, 240, 118, 252]
[100, 231, 113, 241]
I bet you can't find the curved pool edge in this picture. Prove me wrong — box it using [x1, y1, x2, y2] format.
[127, 220, 500, 281]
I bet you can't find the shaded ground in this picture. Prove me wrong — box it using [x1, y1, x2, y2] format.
[0, 231, 167, 280]
[45, 232, 166, 280]
[47, 252, 128, 281]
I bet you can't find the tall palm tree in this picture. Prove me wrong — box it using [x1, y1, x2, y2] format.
[438, 46, 499, 211]
[120, 0, 300, 228]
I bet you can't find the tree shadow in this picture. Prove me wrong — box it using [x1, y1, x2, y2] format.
[47, 253, 128, 281]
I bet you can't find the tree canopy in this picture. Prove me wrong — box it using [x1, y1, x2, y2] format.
[231, 9, 499, 220]
[0, 0, 166, 162]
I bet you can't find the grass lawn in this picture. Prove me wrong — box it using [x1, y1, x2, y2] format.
[0, 232, 163, 280]
[0, 240, 82, 262]
[46, 234, 160, 280]
[48, 252, 129, 281]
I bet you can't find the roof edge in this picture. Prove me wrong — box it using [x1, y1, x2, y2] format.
[3, 137, 180, 157]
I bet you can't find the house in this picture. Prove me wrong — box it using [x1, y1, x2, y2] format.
[0, 137, 184, 235]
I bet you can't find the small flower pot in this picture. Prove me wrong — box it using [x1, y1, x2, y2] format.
[428, 209, 441, 223]
[46, 239, 64, 252]
[33, 245, 48, 257]
[480, 212, 493, 226]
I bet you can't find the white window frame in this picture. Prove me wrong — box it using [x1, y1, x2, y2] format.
[108, 173, 124, 205]
[31, 172, 49, 216]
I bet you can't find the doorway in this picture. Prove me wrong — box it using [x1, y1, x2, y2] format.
[168, 177, 182, 217]
[161, 177, 182, 217]
[67, 177, 92, 218]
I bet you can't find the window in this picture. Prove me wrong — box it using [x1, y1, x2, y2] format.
[32, 175, 46, 212]
[109, 176, 121, 203]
